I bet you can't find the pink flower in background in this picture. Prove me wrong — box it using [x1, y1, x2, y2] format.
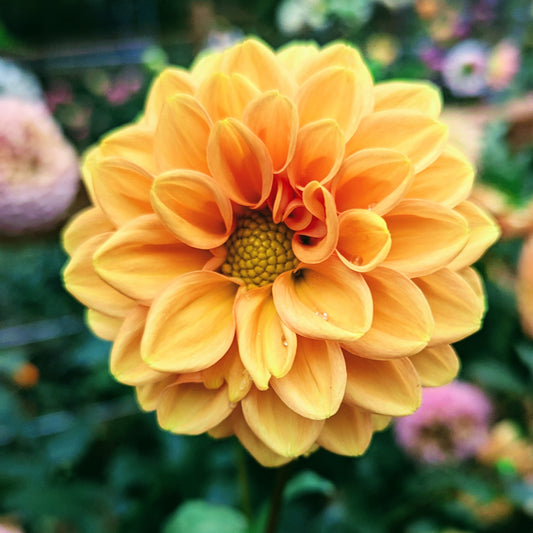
[395, 381, 492, 463]
[487, 40, 520, 91]
[0, 97, 79, 236]
[442, 40, 488, 97]
[45, 79, 73, 112]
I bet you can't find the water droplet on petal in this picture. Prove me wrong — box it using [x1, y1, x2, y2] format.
[315, 311, 328, 321]
[282, 340, 289, 347]
[367, 202, 377, 210]
[352, 256, 363, 266]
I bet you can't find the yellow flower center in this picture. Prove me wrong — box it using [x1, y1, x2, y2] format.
[221, 211, 299, 288]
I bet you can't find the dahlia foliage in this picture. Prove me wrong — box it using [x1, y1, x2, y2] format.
[63, 39, 499, 466]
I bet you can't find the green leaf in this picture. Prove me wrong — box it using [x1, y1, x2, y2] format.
[515, 341, 533, 376]
[163, 500, 248, 533]
[284, 470, 335, 502]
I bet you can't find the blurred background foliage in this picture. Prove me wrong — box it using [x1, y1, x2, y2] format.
[0, 0, 533, 532]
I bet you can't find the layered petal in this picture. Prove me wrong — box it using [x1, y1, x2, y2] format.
[86, 309, 123, 341]
[383, 200, 470, 277]
[94, 214, 213, 303]
[151, 170, 233, 249]
[135, 376, 176, 412]
[414, 268, 485, 346]
[157, 382, 234, 435]
[273, 257, 372, 342]
[235, 285, 297, 390]
[332, 148, 414, 215]
[373, 81, 442, 118]
[62, 206, 114, 256]
[207, 118, 273, 208]
[272, 337, 346, 420]
[409, 344, 460, 387]
[276, 42, 319, 76]
[344, 355, 421, 416]
[141, 271, 239, 372]
[346, 110, 448, 173]
[343, 267, 433, 359]
[241, 387, 324, 457]
[317, 403, 373, 456]
[154, 94, 212, 174]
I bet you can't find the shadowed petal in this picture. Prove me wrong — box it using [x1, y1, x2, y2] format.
[414, 268, 485, 346]
[409, 344, 460, 387]
[287, 119, 344, 190]
[346, 110, 448, 173]
[383, 200, 470, 277]
[332, 148, 414, 215]
[135, 376, 176, 412]
[157, 382, 234, 434]
[63, 233, 136, 317]
[273, 257, 372, 342]
[372, 414, 391, 431]
[317, 403, 373, 456]
[241, 387, 324, 457]
[243, 91, 298, 173]
[154, 94, 212, 173]
[207, 118, 273, 208]
[373, 81, 442, 118]
[406, 145, 474, 207]
[235, 285, 297, 390]
[151, 170, 234, 249]
[141, 271, 239, 372]
[343, 267, 433, 359]
[272, 337, 346, 420]
[62, 206, 114, 256]
[86, 309, 123, 341]
[344, 355, 421, 416]
[94, 214, 213, 303]
[110, 306, 165, 385]
[336, 210, 391, 272]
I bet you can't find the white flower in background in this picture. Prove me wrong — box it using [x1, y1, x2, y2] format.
[0, 57, 42, 101]
[442, 40, 488, 97]
[375, 0, 415, 9]
[277, 0, 329, 34]
[203, 28, 245, 53]
[0, 97, 79, 236]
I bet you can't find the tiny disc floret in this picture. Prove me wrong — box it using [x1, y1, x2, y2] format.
[221, 211, 299, 288]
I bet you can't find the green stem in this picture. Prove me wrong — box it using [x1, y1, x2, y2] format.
[264, 463, 293, 533]
[236, 443, 252, 521]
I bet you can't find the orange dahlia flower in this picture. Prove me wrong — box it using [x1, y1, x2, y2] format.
[63, 39, 499, 466]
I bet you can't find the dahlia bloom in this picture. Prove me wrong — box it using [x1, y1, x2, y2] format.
[394, 381, 492, 463]
[63, 39, 499, 466]
[0, 97, 79, 236]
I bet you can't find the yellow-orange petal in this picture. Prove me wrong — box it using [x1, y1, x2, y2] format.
[409, 344, 460, 387]
[233, 408, 292, 467]
[336, 210, 391, 272]
[63, 233, 135, 317]
[241, 387, 324, 457]
[86, 309, 123, 341]
[208, 413, 235, 439]
[276, 42, 319, 74]
[141, 271, 239, 373]
[332, 148, 414, 215]
[372, 414, 391, 431]
[383, 199, 470, 277]
[293, 182, 338, 264]
[151, 170, 233, 249]
[287, 119, 345, 190]
[110, 306, 165, 385]
[446, 201, 500, 270]
[243, 91, 298, 173]
[143, 67, 195, 128]
[62, 206, 114, 256]
[373, 80, 442, 118]
[91, 157, 153, 227]
[271, 337, 346, 420]
[94, 214, 213, 303]
[81, 146, 99, 204]
[272, 256, 372, 342]
[154, 94, 212, 174]
[135, 376, 176, 412]
[235, 285, 296, 390]
[518, 236, 533, 338]
[405, 145, 474, 207]
[414, 267, 485, 346]
[196, 72, 260, 122]
[317, 403, 373, 456]
[297, 67, 368, 138]
[343, 267, 434, 359]
[220, 38, 295, 96]
[346, 110, 448, 173]
[157, 382, 234, 435]
[100, 124, 157, 175]
[207, 118, 273, 208]
[344, 355, 421, 416]
[190, 50, 223, 84]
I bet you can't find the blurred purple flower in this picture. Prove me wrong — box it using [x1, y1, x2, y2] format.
[394, 381, 492, 464]
[442, 39, 488, 97]
[45, 79, 73, 112]
[0, 97, 79, 236]
[420, 44, 446, 71]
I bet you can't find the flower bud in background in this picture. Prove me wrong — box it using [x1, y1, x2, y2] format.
[394, 381, 493, 463]
[0, 97, 79, 236]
